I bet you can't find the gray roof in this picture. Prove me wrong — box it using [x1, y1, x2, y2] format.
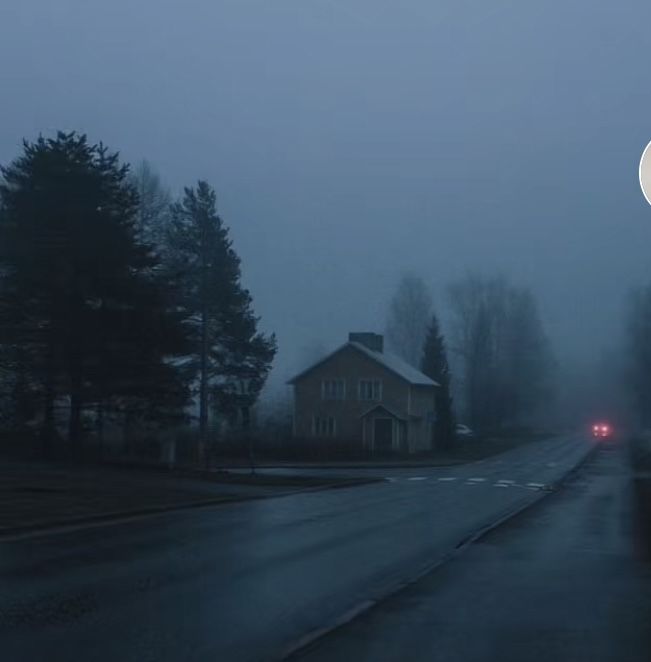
[288, 341, 439, 387]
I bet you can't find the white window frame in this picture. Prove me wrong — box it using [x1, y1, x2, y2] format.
[358, 379, 382, 401]
[312, 415, 337, 438]
[321, 379, 346, 401]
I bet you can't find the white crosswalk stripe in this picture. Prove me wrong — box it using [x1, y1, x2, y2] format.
[384, 476, 547, 490]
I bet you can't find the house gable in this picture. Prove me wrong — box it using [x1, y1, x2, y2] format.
[291, 344, 413, 442]
[289, 334, 437, 454]
[288, 342, 437, 388]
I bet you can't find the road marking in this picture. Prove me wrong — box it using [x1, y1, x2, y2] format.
[526, 482, 546, 489]
[496, 479, 515, 484]
[282, 599, 376, 659]
[493, 483, 510, 488]
[407, 476, 427, 481]
[438, 477, 457, 482]
[467, 477, 486, 482]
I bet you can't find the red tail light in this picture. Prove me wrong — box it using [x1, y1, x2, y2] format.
[592, 422, 612, 438]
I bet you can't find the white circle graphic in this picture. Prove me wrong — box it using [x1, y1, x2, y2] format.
[639, 141, 651, 205]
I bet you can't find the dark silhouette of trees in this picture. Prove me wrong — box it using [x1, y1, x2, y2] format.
[0, 133, 278, 462]
[130, 160, 172, 250]
[448, 274, 552, 432]
[627, 285, 651, 427]
[0, 132, 189, 455]
[166, 181, 276, 461]
[386, 274, 432, 366]
[420, 313, 455, 450]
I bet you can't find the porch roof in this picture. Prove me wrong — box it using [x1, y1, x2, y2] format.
[359, 404, 407, 421]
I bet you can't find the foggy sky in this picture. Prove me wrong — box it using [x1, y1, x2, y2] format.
[2, 0, 651, 394]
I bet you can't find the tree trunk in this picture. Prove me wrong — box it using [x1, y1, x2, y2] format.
[97, 399, 105, 461]
[242, 405, 255, 475]
[198, 313, 208, 466]
[41, 344, 56, 458]
[197, 340, 208, 464]
[122, 409, 134, 455]
[198, 219, 209, 466]
[69, 372, 82, 458]
[42, 387, 55, 456]
[13, 346, 29, 432]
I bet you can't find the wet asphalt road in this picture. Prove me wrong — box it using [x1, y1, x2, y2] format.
[1, 435, 592, 662]
[295, 443, 651, 662]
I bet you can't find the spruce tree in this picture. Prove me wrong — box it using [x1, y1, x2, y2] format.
[421, 313, 455, 450]
[0, 132, 188, 455]
[167, 181, 276, 460]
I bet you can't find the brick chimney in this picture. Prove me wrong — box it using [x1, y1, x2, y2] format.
[348, 332, 384, 353]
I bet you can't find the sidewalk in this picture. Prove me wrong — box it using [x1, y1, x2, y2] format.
[294, 445, 651, 662]
[0, 461, 375, 535]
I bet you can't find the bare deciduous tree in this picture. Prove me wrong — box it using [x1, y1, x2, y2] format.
[448, 274, 552, 432]
[131, 160, 172, 250]
[627, 285, 651, 427]
[386, 274, 432, 366]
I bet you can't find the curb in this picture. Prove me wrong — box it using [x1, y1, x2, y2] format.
[222, 439, 561, 471]
[0, 477, 382, 541]
[223, 461, 466, 470]
[281, 441, 597, 661]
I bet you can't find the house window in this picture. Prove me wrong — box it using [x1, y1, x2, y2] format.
[322, 379, 345, 400]
[313, 416, 337, 437]
[358, 379, 382, 401]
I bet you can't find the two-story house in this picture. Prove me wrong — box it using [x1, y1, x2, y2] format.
[288, 332, 439, 454]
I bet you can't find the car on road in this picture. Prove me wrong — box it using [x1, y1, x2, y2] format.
[455, 423, 476, 440]
[592, 422, 612, 439]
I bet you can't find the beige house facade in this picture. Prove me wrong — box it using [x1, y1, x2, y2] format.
[288, 333, 439, 454]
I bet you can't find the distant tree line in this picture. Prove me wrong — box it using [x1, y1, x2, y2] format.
[386, 272, 553, 442]
[626, 284, 651, 427]
[447, 274, 553, 432]
[0, 132, 276, 459]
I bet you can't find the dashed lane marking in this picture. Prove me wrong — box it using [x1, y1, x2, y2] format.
[385, 476, 549, 491]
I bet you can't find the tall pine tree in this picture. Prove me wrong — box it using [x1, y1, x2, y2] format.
[421, 313, 455, 450]
[0, 132, 189, 455]
[166, 181, 276, 460]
